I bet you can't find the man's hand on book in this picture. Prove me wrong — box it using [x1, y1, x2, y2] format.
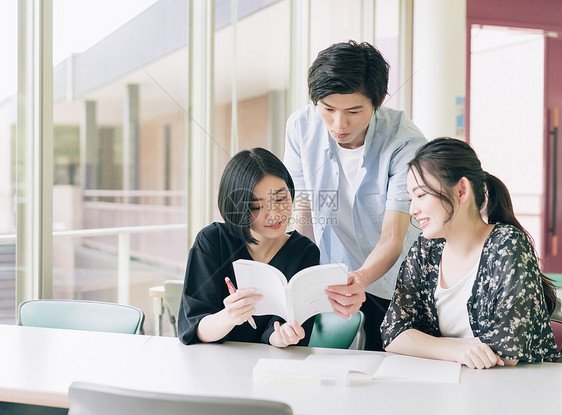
[325, 274, 366, 319]
[222, 288, 262, 327]
[269, 320, 305, 348]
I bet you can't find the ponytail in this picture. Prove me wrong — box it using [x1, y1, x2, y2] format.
[484, 172, 557, 316]
[484, 173, 520, 229]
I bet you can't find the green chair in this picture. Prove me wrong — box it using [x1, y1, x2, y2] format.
[163, 280, 183, 337]
[18, 299, 144, 334]
[308, 311, 365, 349]
[545, 273, 562, 289]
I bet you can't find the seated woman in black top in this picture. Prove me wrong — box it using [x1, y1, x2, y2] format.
[178, 148, 320, 347]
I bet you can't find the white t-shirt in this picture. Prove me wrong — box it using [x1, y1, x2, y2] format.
[332, 144, 363, 267]
[434, 261, 479, 338]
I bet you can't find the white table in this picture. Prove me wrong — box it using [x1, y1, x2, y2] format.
[1, 324, 560, 415]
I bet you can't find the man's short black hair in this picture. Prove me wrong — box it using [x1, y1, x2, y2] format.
[308, 40, 389, 109]
[218, 148, 295, 244]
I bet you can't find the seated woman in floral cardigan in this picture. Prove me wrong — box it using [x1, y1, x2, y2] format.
[381, 138, 559, 368]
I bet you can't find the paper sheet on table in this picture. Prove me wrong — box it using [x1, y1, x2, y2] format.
[253, 354, 460, 386]
[373, 354, 461, 383]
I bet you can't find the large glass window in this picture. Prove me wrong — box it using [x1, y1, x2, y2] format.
[375, 0, 400, 109]
[0, 2, 17, 324]
[52, 0, 188, 334]
[213, 0, 291, 219]
[310, 0, 362, 57]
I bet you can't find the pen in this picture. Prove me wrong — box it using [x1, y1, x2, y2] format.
[224, 277, 257, 330]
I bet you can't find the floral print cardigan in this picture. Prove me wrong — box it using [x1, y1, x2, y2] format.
[381, 223, 559, 362]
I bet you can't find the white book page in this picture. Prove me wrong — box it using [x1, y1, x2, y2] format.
[288, 263, 348, 324]
[373, 354, 461, 383]
[232, 260, 289, 321]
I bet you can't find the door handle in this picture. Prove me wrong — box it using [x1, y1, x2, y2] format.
[551, 107, 559, 256]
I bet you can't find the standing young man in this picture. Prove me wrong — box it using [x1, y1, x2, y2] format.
[284, 40, 426, 350]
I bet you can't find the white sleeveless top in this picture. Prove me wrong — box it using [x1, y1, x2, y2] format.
[434, 260, 479, 338]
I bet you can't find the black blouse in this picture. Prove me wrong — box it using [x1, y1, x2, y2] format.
[178, 222, 320, 345]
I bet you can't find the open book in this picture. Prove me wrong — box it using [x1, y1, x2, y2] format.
[232, 259, 348, 325]
[253, 354, 461, 386]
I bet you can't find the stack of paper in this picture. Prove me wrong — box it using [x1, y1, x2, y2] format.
[253, 354, 461, 386]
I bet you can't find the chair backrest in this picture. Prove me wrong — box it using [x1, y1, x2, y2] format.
[18, 299, 144, 334]
[68, 382, 293, 415]
[552, 296, 562, 321]
[308, 311, 365, 349]
[551, 319, 562, 353]
[163, 280, 183, 336]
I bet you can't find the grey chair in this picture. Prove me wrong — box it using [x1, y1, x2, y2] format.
[552, 296, 562, 321]
[163, 280, 183, 336]
[68, 382, 293, 415]
[18, 299, 144, 334]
